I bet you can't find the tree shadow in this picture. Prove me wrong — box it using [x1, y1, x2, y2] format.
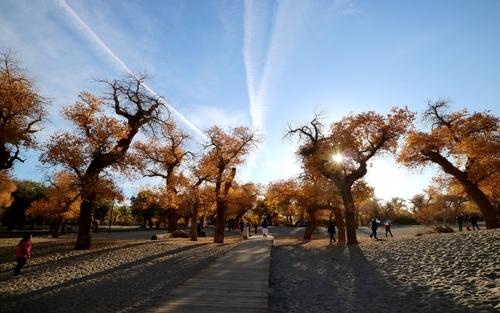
[0, 240, 166, 277]
[269, 243, 476, 313]
[0, 242, 220, 313]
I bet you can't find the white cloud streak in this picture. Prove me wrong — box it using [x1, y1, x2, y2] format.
[55, 0, 207, 141]
[242, 0, 307, 181]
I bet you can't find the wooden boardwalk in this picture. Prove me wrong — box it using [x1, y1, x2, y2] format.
[147, 237, 273, 313]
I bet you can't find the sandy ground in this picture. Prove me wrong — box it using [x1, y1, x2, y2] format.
[269, 226, 500, 313]
[0, 229, 241, 313]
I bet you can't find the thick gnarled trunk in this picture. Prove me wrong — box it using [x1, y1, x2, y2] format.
[214, 198, 226, 243]
[190, 201, 199, 241]
[463, 182, 498, 229]
[166, 208, 178, 232]
[340, 186, 358, 245]
[303, 210, 318, 240]
[425, 151, 499, 229]
[51, 217, 63, 238]
[332, 206, 346, 244]
[75, 195, 94, 249]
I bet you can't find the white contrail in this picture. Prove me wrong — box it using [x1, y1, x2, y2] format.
[243, 0, 294, 180]
[55, 0, 207, 141]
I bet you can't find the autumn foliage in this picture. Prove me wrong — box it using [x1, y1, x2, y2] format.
[41, 76, 163, 249]
[399, 101, 499, 228]
[0, 53, 46, 171]
[288, 108, 414, 244]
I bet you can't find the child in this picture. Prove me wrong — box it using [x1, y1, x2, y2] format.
[13, 233, 32, 276]
[384, 221, 393, 238]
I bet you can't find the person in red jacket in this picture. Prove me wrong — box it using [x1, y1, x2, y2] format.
[13, 233, 32, 276]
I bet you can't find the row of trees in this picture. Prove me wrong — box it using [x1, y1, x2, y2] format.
[0, 52, 258, 249]
[1, 52, 498, 249]
[284, 102, 498, 244]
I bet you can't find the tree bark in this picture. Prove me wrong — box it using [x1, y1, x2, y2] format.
[166, 208, 178, 232]
[303, 210, 317, 240]
[463, 182, 498, 228]
[190, 201, 198, 241]
[340, 186, 358, 245]
[75, 195, 94, 249]
[331, 206, 346, 244]
[51, 217, 62, 238]
[424, 151, 499, 228]
[214, 198, 226, 243]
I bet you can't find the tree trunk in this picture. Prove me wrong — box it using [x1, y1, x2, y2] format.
[166, 208, 178, 232]
[463, 182, 499, 229]
[51, 217, 63, 238]
[190, 202, 199, 241]
[303, 210, 317, 240]
[75, 196, 93, 250]
[424, 151, 499, 229]
[331, 206, 346, 244]
[340, 186, 358, 245]
[214, 198, 226, 243]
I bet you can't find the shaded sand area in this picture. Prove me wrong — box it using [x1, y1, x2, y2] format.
[269, 226, 500, 313]
[0, 230, 241, 313]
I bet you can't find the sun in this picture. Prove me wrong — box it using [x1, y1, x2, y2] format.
[332, 153, 343, 163]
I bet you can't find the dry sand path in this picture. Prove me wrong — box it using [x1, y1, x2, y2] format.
[0, 230, 241, 313]
[269, 226, 499, 313]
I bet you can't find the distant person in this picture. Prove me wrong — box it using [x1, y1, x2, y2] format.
[253, 222, 258, 234]
[13, 233, 32, 276]
[470, 215, 480, 230]
[327, 220, 336, 244]
[369, 218, 378, 239]
[384, 221, 393, 238]
[239, 219, 244, 233]
[262, 218, 269, 237]
[197, 223, 206, 237]
[456, 213, 464, 231]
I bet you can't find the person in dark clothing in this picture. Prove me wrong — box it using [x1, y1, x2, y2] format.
[327, 221, 336, 244]
[470, 215, 480, 230]
[13, 233, 32, 276]
[456, 213, 464, 231]
[369, 218, 378, 239]
[239, 220, 244, 233]
[253, 222, 258, 234]
[197, 223, 206, 237]
[262, 218, 269, 237]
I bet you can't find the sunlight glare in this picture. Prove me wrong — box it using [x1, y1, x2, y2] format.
[332, 153, 343, 163]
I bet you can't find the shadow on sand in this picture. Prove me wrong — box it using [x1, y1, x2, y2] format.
[0, 242, 227, 313]
[269, 242, 475, 313]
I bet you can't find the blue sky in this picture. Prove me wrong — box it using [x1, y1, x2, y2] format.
[1, 0, 499, 201]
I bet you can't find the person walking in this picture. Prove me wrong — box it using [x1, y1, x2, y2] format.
[262, 218, 269, 237]
[327, 220, 336, 244]
[369, 218, 378, 239]
[470, 215, 480, 230]
[456, 213, 464, 231]
[384, 221, 393, 238]
[13, 233, 32, 276]
[239, 219, 244, 234]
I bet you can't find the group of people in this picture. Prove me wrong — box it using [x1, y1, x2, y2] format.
[239, 218, 269, 238]
[456, 213, 480, 231]
[369, 218, 393, 240]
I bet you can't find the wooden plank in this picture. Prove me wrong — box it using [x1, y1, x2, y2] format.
[147, 238, 273, 313]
